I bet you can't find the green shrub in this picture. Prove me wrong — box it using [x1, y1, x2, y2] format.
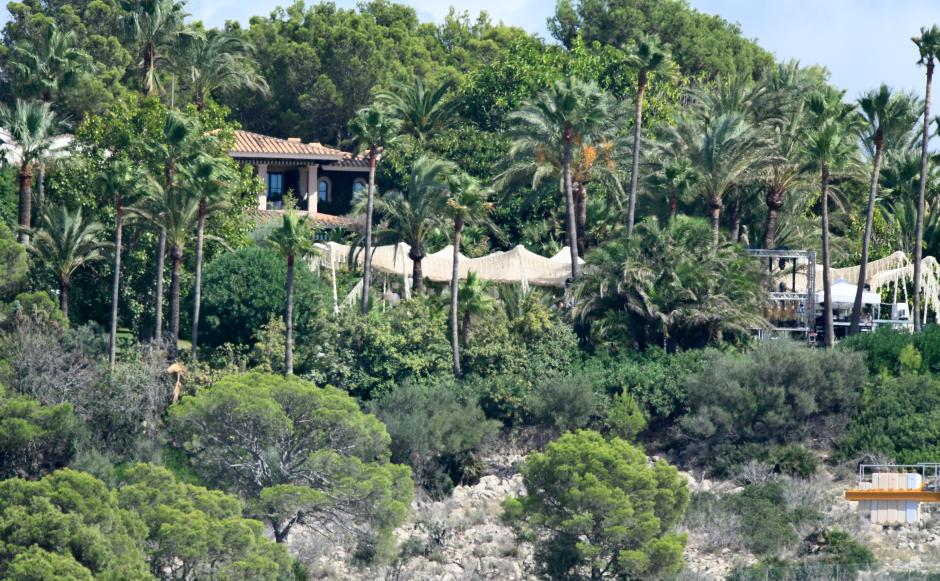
[503, 431, 689, 580]
[579, 348, 710, 421]
[820, 529, 876, 569]
[371, 381, 499, 498]
[462, 373, 530, 425]
[169, 372, 413, 552]
[0, 385, 81, 479]
[461, 308, 580, 382]
[844, 324, 940, 376]
[730, 482, 820, 556]
[606, 390, 648, 440]
[199, 245, 330, 349]
[900, 343, 923, 375]
[840, 374, 940, 463]
[765, 444, 818, 479]
[525, 373, 605, 432]
[302, 297, 452, 398]
[676, 341, 866, 475]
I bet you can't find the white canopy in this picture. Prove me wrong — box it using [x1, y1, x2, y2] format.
[315, 241, 574, 287]
[550, 247, 586, 265]
[816, 278, 881, 308]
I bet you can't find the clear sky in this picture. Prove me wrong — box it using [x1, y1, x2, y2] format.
[4, 0, 940, 106]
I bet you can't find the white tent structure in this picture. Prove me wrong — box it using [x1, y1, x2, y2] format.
[315, 241, 576, 289]
[816, 279, 881, 309]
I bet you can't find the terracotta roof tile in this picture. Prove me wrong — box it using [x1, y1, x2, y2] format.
[250, 208, 363, 229]
[231, 130, 351, 159]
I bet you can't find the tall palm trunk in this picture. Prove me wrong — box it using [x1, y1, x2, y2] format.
[460, 309, 471, 347]
[450, 218, 463, 377]
[573, 181, 588, 256]
[284, 252, 295, 375]
[914, 57, 934, 332]
[36, 164, 45, 219]
[168, 244, 182, 361]
[764, 189, 784, 249]
[849, 138, 884, 335]
[17, 165, 33, 244]
[627, 70, 647, 238]
[708, 197, 722, 251]
[563, 127, 580, 280]
[820, 165, 835, 348]
[729, 194, 741, 242]
[58, 276, 69, 320]
[191, 201, 206, 360]
[410, 247, 425, 294]
[154, 227, 166, 344]
[670, 193, 678, 220]
[109, 199, 124, 372]
[362, 150, 378, 314]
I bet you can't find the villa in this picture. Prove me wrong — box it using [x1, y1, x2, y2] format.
[230, 129, 370, 225]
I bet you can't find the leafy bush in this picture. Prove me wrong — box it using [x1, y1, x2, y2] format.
[579, 348, 709, 421]
[843, 324, 940, 376]
[729, 482, 821, 556]
[676, 341, 866, 475]
[503, 430, 689, 580]
[765, 444, 819, 479]
[302, 297, 452, 398]
[840, 374, 940, 463]
[371, 381, 499, 497]
[461, 308, 580, 382]
[606, 390, 648, 440]
[462, 373, 530, 425]
[199, 245, 330, 349]
[525, 373, 606, 433]
[0, 466, 295, 580]
[169, 372, 413, 554]
[0, 385, 81, 479]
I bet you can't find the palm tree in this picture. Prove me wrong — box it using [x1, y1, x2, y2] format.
[176, 29, 268, 109]
[444, 173, 493, 376]
[849, 85, 919, 334]
[124, 0, 189, 95]
[133, 176, 200, 360]
[100, 159, 143, 371]
[373, 156, 453, 294]
[145, 109, 200, 344]
[462, 273, 497, 346]
[349, 105, 400, 314]
[803, 89, 860, 347]
[376, 77, 458, 143]
[8, 22, 93, 103]
[761, 102, 808, 249]
[667, 111, 766, 250]
[268, 202, 316, 375]
[572, 216, 767, 351]
[647, 157, 698, 220]
[181, 152, 233, 360]
[0, 100, 65, 244]
[912, 25, 940, 331]
[623, 33, 674, 237]
[29, 207, 106, 320]
[508, 78, 612, 278]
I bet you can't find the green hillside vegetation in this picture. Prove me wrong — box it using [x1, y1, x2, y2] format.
[1, 0, 940, 578]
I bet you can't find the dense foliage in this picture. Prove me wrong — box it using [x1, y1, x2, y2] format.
[169, 372, 413, 552]
[504, 430, 690, 580]
[3, 0, 939, 575]
[676, 341, 867, 475]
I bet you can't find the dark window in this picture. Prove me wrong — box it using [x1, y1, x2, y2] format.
[318, 178, 330, 202]
[268, 173, 284, 208]
[353, 179, 367, 197]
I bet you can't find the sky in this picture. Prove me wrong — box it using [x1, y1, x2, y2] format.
[3, 0, 939, 105]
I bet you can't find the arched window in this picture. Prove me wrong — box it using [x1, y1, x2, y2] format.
[318, 177, 331, 202]
[353, 178, 367, 197]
